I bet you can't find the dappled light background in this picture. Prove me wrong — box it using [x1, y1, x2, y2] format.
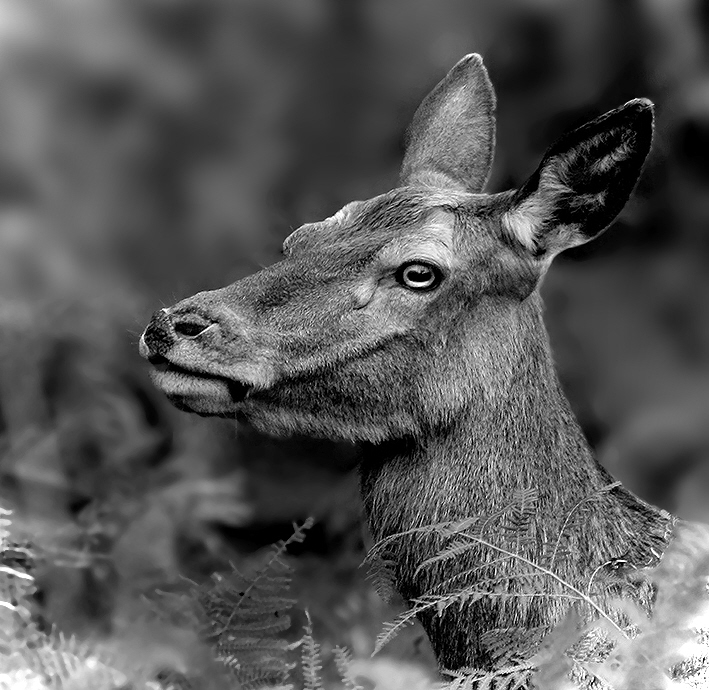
[1, 0, 709, 678]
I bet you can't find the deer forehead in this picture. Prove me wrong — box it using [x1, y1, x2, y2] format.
[375, 209, 456, 270]
[282, 190, 470, 269]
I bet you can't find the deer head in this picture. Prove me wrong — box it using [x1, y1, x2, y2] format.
[140, 54, 653, 445]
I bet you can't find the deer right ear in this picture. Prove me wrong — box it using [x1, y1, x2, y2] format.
[502, 99, 654, 259]
[400, 54, 496, 193]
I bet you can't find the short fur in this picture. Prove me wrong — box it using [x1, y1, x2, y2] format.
[140, 56, 674, 671]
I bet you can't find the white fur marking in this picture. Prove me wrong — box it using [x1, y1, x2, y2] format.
[593, 145, 630, 174]
[502, 166, 573, 251]
[502, 194, 548, 251]
[502, 210, 538, 251]
[328, 201, 358, 224]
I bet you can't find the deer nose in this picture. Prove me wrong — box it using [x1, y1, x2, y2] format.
[140, 309, 215, 362]
[172, 313, 214, 338]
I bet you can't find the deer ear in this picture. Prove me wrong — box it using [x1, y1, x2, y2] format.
[503, 99, 654, 258]
[400, 53, 496, 193]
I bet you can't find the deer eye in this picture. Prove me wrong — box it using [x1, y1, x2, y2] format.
[396, 262, 442, 291]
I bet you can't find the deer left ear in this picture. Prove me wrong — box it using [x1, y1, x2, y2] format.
[400, 54, 496, 193]
[503, 99, 654, 258]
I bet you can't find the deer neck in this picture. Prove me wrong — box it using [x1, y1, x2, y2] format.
[358, 293, 670, 589]
[358, 294, 670, 669]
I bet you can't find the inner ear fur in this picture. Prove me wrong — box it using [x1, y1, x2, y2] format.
[400, 53, 496, 194]
[502, 99, 654, 257]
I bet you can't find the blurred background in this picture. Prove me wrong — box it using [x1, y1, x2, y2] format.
[1, 0, 709, 679]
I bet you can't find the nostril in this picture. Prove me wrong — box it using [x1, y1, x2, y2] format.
[173, 318, 213, 338]
[147, 353, 169, 366]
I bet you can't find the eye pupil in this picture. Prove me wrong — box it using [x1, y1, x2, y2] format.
[406, 267, 431, 283]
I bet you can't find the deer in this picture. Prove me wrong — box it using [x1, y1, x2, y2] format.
[139, 54, 675, 672]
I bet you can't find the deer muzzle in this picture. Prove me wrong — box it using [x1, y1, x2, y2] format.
[139, 307, 254, 415]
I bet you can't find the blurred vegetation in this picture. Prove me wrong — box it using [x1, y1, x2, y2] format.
[0, 0, 708, 684]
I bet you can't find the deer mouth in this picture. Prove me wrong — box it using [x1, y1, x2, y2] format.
[148, 354, 252, 412]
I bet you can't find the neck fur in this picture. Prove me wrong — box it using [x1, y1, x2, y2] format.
[358, 293, 671, 669]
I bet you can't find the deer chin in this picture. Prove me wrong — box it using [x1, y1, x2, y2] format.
[148, 358, 252, 416]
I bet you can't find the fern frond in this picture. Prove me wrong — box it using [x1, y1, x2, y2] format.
[365, 555, 398, 604]
[499, 488, 539, 536]
[0, 509, 126, 689]
[214, 517, 313, 636]
[365, 522, 461, 563]
[236, 658, 296, 690]
[537, 543, 573, 570]
[153, 518, 314, 689]
[480, 627, 547, 666]
[580, 522, 709, 689]
[435, 516, 487, 540]
[333, 646, 364, 690]
[373, 608, 421, 655]
[549, 482, 621, 569]
[376, 577, 562, 656]
[442, 663, 535, 690]
[411, 489, 540, 579]
[206, 616, 291, 637]
[367, 491, 539, 567]
[300, 612, 323, 690]
[449, 531, 629, 640]
[428, 557, 516, 595]
[414, 539, 477, 578]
